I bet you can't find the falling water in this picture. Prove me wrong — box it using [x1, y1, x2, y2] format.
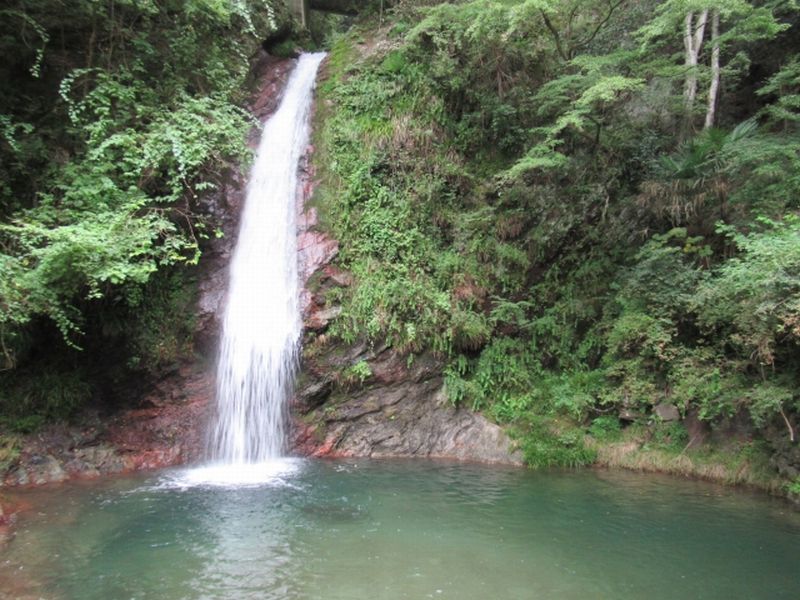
[209, 52, 326, 465]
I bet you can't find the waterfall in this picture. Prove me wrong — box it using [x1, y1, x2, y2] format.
[209, 52, 326, 465]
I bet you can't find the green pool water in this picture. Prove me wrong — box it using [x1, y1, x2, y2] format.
[1, 459, 798, 599]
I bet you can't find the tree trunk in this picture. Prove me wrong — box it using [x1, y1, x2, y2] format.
[704, 10, 720, 129]
[683, 10, 708, 131]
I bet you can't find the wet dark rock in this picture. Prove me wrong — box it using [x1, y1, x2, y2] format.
[250, 52, 298, 122]
[708, 412, 753, 446]
[261, 25, 295, 56]
[295, 376, 335, 411]
[3, 366, 214, 487]
[293, 380, 522, 465]
[765, 424, 800, 480]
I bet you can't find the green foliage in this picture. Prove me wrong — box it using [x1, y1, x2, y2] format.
[647, 422, 690, 452]
[316, 33, 480, 354]
[638, 0, 785, 46]
[343, 359, 373, 386]
[694, 218, 800, 367]
[315, 0, 800, 479]
[0, 434, 20, 472]
[588, 415, 622, 440]
[462, 338, 538, 412]
[270, 39, 301, 58]
[441, 334, 604, 466]
[667, 348, 745, 421]
[0, 0, 294, 367]
[638, 121, 763, 232]
[518, 417, 597, 469]
[316, 2, 800, 484]
[758, 56, 800, 126]
[3, 415, 45, 435]
[0, 367, 91, 428]
[120, 269, 198, 374]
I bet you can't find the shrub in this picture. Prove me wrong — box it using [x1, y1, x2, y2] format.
[519, 418, 597, 469]
[588, 416, 622, 440]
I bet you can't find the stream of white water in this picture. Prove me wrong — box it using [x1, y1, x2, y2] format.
[207, 52, 325, 469]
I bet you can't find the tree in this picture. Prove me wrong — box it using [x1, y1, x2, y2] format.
[705, 8, 720, 128]
[640, 0, 786, 133]
[683, 8, 708, 127]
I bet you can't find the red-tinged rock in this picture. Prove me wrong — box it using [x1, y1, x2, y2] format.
[298, 231, 339, 285]
[312, 436, 346, 458]
[2, 368, 213, 489]
[305, 305, 342, 331]
[302, 178, 316, 200]
[0, 494, 28, 527]
[322, 265, 354, 287]
[367, 351, 408, 386]
[123, 447, 182, 472]
[290, 422, 320, 456]
[250, 54, 297, 120]
[297, 206, 319, 232]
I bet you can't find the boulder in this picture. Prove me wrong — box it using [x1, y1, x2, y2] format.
[305, 305, 342, 332]
[654, 403, 680, 422]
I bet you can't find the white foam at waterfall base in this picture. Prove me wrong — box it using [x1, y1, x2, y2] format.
[158, 458, 303, 490]
[178, 52, 325, 487]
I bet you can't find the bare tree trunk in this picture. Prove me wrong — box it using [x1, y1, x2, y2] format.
[779, 405, 796, 443]
[683, 13, 694, 106]
[683, 10, 708, 131]
[704, 10, 720, 129]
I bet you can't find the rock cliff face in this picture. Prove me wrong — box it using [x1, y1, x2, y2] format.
[288, 118, 522, 466]
[3, 366, 211, 487]
[291, 343, 522, 465]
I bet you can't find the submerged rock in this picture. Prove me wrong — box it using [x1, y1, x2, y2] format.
[6, 455, 67, 486]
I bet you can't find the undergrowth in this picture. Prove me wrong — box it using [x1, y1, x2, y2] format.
[312, 2, 800, 477]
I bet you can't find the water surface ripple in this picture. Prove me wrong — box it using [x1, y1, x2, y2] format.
[1, 460, 798, 599]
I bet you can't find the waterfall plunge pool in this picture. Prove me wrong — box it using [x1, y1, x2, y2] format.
[1, 459, 798, 599]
